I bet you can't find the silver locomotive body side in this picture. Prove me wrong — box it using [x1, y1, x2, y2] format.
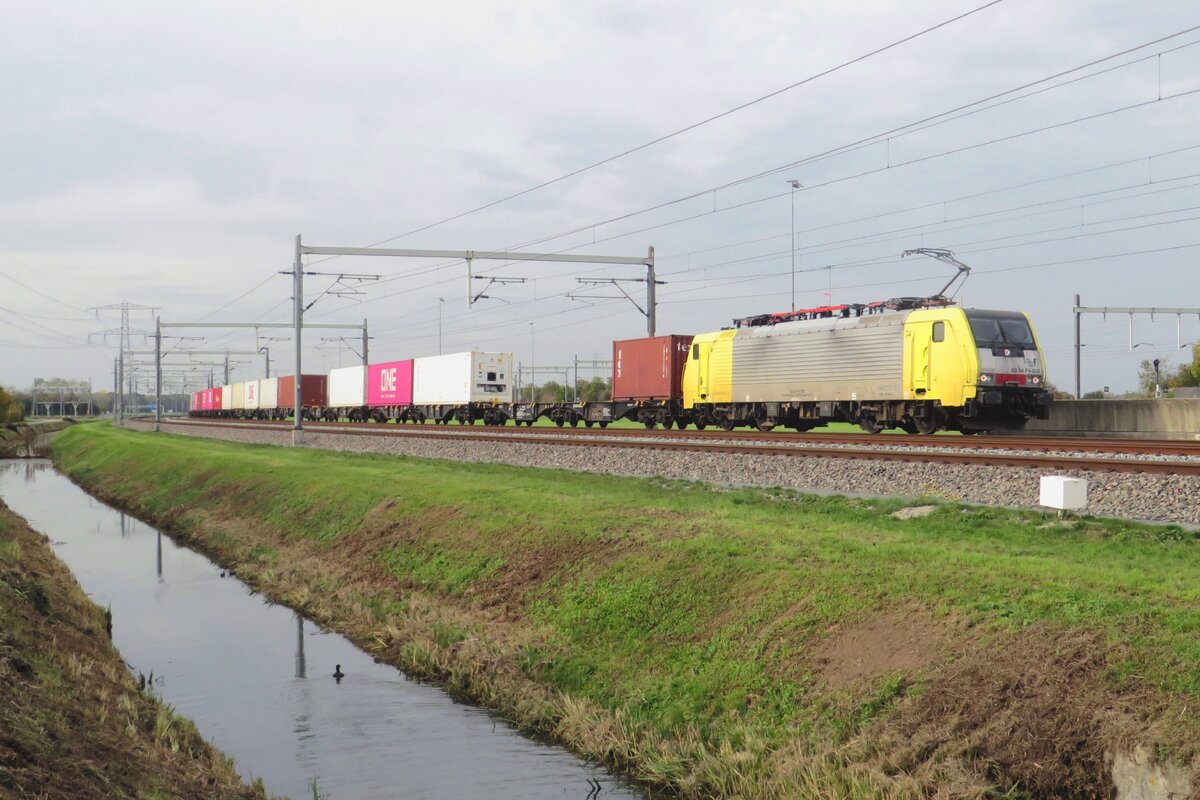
[730, 312, 910, 403]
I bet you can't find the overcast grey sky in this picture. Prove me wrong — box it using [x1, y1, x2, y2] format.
[3, 0, 1199, 396]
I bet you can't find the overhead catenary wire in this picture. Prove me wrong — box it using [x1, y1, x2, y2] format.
[194, 24, 1200, 366]
[462, 27, 1200, 262]
[663, 178, 1200, 280]
[319, 162, 1200, 338]
[319, 0, 1009, 260]
[317, 30, 1200, 317]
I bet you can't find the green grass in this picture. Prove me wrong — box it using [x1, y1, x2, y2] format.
[49, 422, 1200, 795]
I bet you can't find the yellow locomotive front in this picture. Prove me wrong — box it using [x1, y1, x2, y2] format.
[903, 307, 1050, 432]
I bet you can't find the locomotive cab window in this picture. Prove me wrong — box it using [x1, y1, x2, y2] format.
[487, 372, 496, 381]
[692, 344, 700, 360]
[932, 322, 945, 342]
[965, 311, 1036, 350]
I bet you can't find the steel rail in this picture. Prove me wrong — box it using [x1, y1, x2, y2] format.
[158, 416, 1200, 456]
[147, 418, 1200, 476]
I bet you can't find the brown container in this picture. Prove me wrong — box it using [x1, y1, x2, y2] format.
[612, 335, 694, 401]
[277, 374, 328, 409]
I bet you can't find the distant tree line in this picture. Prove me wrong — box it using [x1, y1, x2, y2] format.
[1050, 345, 1200, 399]
[0, 387, 24, 422]
[518, 377, 611, 404]
[1137, 345, 1200, 395]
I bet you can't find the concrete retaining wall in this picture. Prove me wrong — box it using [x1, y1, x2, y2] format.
[1016, 399, 1200, 439]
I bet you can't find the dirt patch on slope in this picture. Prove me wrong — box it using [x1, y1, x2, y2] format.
[866, 625, 1175, 797]
[810, 609, 959, 690]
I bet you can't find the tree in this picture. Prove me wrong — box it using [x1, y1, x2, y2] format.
[1043, 381, 1074, 400]
[1081, 390, 1106, 400]
[576, 376, 611, 402]
[0, 387, 22, 423]
[1168, 344, 1200, 388]
[536, 381, 567, 403]
[1137, 358, 1167, 396]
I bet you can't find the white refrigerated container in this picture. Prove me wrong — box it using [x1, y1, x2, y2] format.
[258, 378, 279, 410]
[220, 385, 233, 411]
[245, 380, 260, 410]
[328, 365, 365, 407]
[413, 351, 514, 405]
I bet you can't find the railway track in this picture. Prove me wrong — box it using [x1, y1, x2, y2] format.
[150, 417, 1200, 476]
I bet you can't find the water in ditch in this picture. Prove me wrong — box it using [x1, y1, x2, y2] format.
[0, 460, 646, 800]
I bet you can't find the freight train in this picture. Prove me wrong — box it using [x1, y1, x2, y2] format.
[190, 297, 1051, 434]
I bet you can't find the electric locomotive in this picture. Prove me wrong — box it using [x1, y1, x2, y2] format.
[681, 296, 1050, 434]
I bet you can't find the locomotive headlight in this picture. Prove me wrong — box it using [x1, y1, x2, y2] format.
[978, 373, 993, 383]
[1030, 375, 1041, 385]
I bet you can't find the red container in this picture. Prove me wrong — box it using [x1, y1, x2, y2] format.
[277, 374, 328, 409]
[211, 386, 223, 410]
[612, 335, 694, 401]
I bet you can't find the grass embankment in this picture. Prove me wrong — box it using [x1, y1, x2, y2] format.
[0, 492, 271, 799]
[52, 423, 1200, 798]
[0, 419, 74, 457]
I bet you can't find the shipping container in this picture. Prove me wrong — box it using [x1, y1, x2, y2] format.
[277, 374, 327, 409]
[245, 380, 260, 410]
[413, 352, 513, 405]
[328, 366, 366, 407]
[259, 378, 279, 410]
[219, 385, 232, 411]
[612, 335, 694, 401]
[367, 359, 414, 406]
[230, 382, 246, 410]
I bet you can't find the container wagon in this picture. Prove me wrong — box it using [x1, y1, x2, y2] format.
[326, 366, 366, 421]
[366, 359, 415, 422]
[277, 374, 328, 421]
[412, 352, 513, 425]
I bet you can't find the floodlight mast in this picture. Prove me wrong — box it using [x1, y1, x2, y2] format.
[901, 248, 972, 300]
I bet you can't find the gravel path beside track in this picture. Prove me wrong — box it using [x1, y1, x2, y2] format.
[128, 419, 1200, 526]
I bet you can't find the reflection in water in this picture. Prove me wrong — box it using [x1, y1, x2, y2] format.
[0, 461, 644, 800]
[295, 613, 306, 680]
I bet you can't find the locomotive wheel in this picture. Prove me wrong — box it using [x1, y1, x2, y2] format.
[718, 417, 735, 431]
[555, 419, 565, 427]
[644, 420, 656, 430]
[584, 420, 594, 428]
[914, 416, 939, 435]
[755, 417, 776, 433]
[859, 414, 884, 434]
[695, 420, 707, 431]
[569, 418, 579, 427]
[598, 421, 608, 428]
